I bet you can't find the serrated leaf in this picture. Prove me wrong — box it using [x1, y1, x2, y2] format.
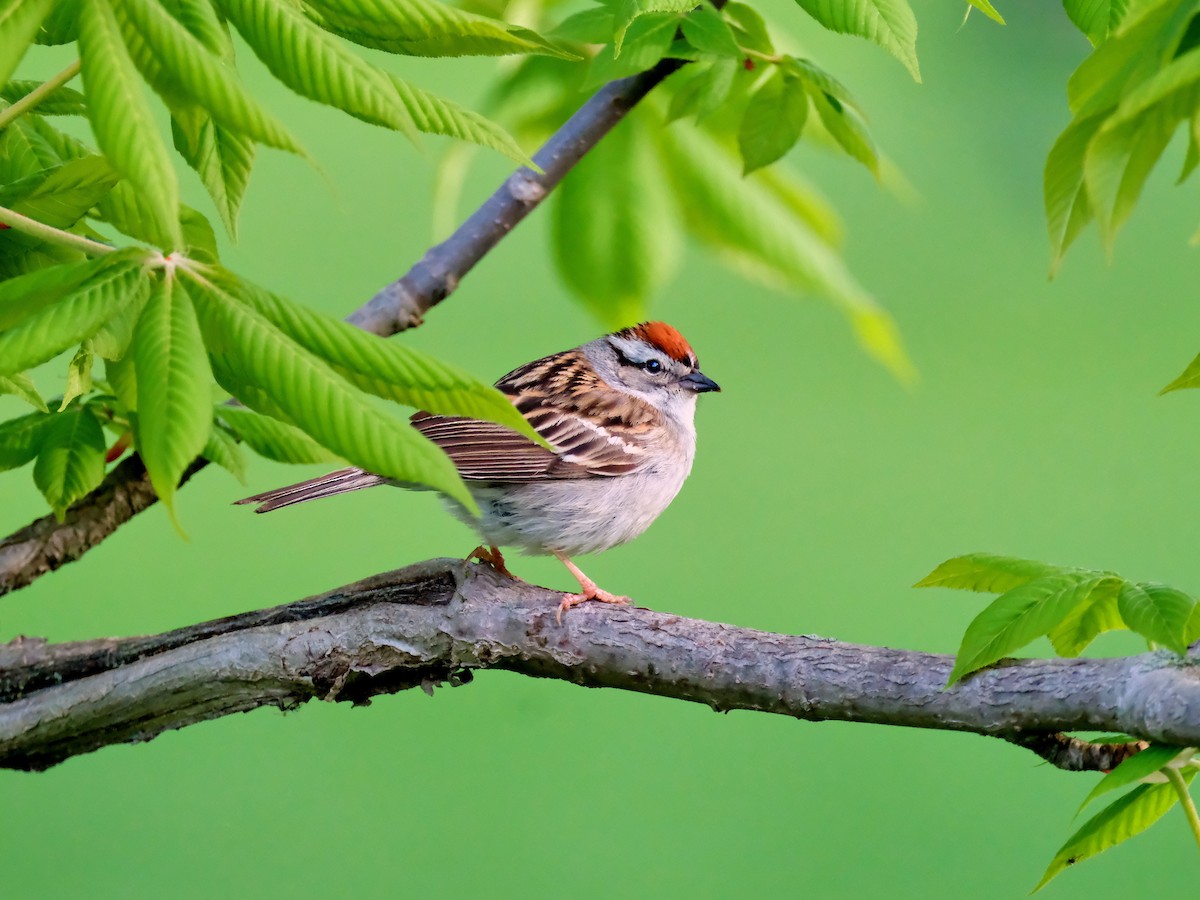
[58, 340, 94, 410]
[0, 256, 109, 330]
[132, 275, 213, 514]
[0, 155, 120, 230]
[947, 574, 1098, 686]
[171, 106, 256, 240]
[77, 0, 181, 250]
[1117, 581, 1196, 654]
[0, 255, 148, 377]
[217, 405, 338, 465]
[0, 408, 52, 470]
[613, 0, 692, 53]
[1045, 113, 1105, 274]
[657, 121, 911, 381]
[811, 89, 879, 173]
[1079, 745, 1188, 813]
[186, 272, 476, 511]
[786, 56, 865, 114]
[680, 4, 742, 58]
[307, 0, 578, 60]
[793, 0, 920, 82]
[220, 0, 417, 140]
[117, 0, 304, 155]
[32, 406, 106, 518]
[586, 11, 678, 88]
[0, 80, 87, 115]
[1047, 576, 1125, 655]
[915, 553, 1066, 592]
[167, 0, 235, 58]
[202, 420, 247, 481]
[739, 69, 808, 173]
[1035, 770, 1195, 891]
[0, 372, 46, 411]
[1064, 0, 1132, 46]
[219, 273, 544, 444]
[553, 114, 679, 327]
[549, 7, 614, 43]
[34, 0, 76, 44]
[667, 58, 738, 122]
[388, 75, 533, 166]
[0, 0, 55, 87]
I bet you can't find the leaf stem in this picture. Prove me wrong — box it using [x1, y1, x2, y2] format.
[0, 60, 82, 131]
[1166, 766, 1200, 853]
[0, 205, 115, 257]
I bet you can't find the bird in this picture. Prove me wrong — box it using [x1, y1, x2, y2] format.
[236, 322, 720, 620]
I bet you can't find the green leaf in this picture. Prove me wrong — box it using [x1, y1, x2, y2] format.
[32, 406, 106, 518]
[388, 75, 533, 167]
[738, 68, 808, 174]
[0, 372, 46, 411]
[752, 164, 844, 247]
[166, 0, 236, 58]
[793, 0, 920, 82]
[1047, 576, 1125, 655]
[202, 420, 247, 481]
[1111, 45, 1200, 125]
[217, 405, 338, 465]
[657, 121, 912, 381]
[219, 0, 417, 140]
[1035, 771, 1195, 891]
[58, 340, 94, 410]
[553, 114, 679, 327]
[1079, 745, 1188, 813]
[220, 273, 544, 444]
[1064, 0, 1132, 46]
[681, 4, 742, 58]
[34, 0, 77, 45]
[171, 106, 256, 240]
[0, 0, 56, 88]
[549, 7, 614, 43]
[0, 255, 148, 377]
[966, 0, 1005, 25]
[915, 553, 1065, 592]
[613, 0, 693, 53]
[586, 12, 678, 87]
[0, 155, 120, 230]
[0, 256, 110, 330]
[77, 0, 182, 250]
[811, 89, 879, 173]
[667, 58, 738, 122]
[117, 0, 304, 155]
[724, 2, 772, 54]
[132, 275, 213, 515]
[0, 408, 52, 470]
[947, 574, 1099, 686]
[0, 80, 87, 115]
[1045, 113, 1105, 274]
[187, 272, 476, 511]
[307, 0, 578, 60]
[785, 56, 865, 114]
[1116, 581, 1196, 654]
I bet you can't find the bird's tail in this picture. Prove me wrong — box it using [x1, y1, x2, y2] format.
[234, 467, 386, 513]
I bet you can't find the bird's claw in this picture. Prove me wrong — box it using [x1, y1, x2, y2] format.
[468, 545, 513, 578]
[556, 589, 631, 625]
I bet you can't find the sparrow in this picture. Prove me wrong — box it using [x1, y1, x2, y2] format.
[236, 322, 720, 619]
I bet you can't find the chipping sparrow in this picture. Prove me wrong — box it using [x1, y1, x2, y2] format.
[237, 322, 720, 619]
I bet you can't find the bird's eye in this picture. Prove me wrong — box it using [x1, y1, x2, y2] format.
[644, 359, 663, 374]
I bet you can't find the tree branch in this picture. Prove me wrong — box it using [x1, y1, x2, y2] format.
[3, 559, 1195, 772]
[0, 62, 683, 599]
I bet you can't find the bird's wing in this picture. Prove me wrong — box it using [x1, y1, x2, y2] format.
[410, 349, 663, 483]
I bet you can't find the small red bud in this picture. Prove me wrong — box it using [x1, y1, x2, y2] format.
[743, 58, 755, 71]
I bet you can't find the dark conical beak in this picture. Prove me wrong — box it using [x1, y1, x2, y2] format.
[682, 370, 721, 393]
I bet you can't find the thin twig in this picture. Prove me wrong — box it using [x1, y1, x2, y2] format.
[1166, 766, 1200, 853]
[0, 204, 113, 257]
[0, 59, 81, 131]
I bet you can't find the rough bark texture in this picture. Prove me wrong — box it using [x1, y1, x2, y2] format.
[3, 559, 1195, 772]
[0, 63, 683, 600]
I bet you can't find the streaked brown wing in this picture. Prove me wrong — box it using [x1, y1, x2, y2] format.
[411, 349, 658, 482]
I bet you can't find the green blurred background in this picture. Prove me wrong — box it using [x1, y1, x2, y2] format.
[4, 0, 1200, 895]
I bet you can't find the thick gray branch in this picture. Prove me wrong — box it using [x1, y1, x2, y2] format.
[0, 62, 683, 599]
[2, 559, 1195, 772]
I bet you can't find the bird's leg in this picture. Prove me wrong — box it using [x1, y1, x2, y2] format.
[468, 545, 513, 578]
[554, 553, 631, 624]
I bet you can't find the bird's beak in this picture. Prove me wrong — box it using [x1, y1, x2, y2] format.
[682, 370, 721, 393]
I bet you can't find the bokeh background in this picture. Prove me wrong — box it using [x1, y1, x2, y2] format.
[4, 0, 1200, 895]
